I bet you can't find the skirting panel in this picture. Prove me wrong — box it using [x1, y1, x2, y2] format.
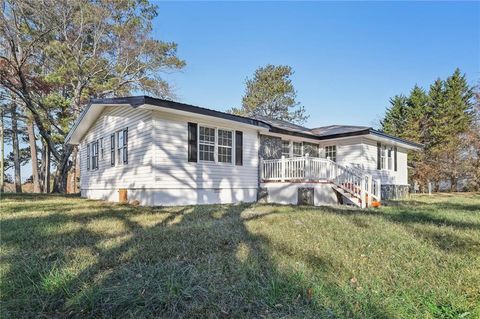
[80, 188, 258, 206]
[259, 182, 338, 206]
[381, 184, 409, 200]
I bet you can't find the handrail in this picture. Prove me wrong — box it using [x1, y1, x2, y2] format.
[261, 156, 381, 207]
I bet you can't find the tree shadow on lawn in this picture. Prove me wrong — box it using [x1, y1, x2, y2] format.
[0, 200, 390, 318]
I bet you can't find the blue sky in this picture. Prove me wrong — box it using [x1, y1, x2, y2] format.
[6, 1, 480, 182]
[154, 1, 479, 128]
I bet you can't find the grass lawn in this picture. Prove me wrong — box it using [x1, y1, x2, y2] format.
[1, 193, 479, 318]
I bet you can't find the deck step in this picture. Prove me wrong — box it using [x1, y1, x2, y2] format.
[331, 184, 362, 207]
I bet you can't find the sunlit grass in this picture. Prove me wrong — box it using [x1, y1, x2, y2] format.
[0, 193, 479, 318]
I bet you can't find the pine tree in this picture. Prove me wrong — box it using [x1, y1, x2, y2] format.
[404, 85, 430, 144]
[379, 69, 475, 191]
[429, 69, 474, 191]
[381, 95, 408, 136]
[230, 65, 308, 124]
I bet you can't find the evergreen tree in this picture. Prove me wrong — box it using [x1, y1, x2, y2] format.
[379, 69, 475, 191]
[404, 85, 430, 144]
[427, 79, 446, 144]
[381, 95, 408, 136]
[230, 65, 308, 124]
[429, 69, 474, 190]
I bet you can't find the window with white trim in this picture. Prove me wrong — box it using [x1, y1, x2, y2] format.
[86, 142, 90, 170]
[199, 126, 215, 161]
[292, 142, 303, 157]
[217, 129, 233, 163]
[116, 129, 128, 165]
[387, 147, 393, 170]
[379, 143, 394, 171]
[325, 145, 336, 162]
[91, 141, 99, 170]
[380, 144, 386, 170]
[281, 140, 291, 157]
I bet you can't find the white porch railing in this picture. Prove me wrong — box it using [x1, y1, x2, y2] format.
[260, 155, 381, 208]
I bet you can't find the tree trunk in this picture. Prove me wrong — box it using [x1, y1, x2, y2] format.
[70, 146, 80, 194]
[70, 90, 83, 194]
[39, 139, 45, 192]
[0, 108, 4, 193]
[27, 113, 41, 192]
[44, 140, 50, 193]
[450, 177, 457, 192]
[52, 145, 72, 193]
[11, 104, 22, 193]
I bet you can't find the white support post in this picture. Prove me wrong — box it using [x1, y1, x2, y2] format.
[305, 154, 310, 181]
[367, 175, 373, 207]
[259, 157, 264, 182]
[281, 155, 285, 182]
[377, 180, 381, 202]
[360, 178, 366, 209]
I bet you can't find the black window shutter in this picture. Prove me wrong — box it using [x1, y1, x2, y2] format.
[377, 142, 381, 170]
[111, 133, 115, 166]
[123, 128, 128, 164]
[87, 143, 90, 170]
[394, 146, 397, 171]
[235, 131, 243, 166]
[188, 122, 198, 162]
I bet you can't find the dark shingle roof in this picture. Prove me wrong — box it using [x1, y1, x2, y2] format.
[67, 95, 422, 149]
[252, 115, 317, 136]
[310, 125, 370, 136]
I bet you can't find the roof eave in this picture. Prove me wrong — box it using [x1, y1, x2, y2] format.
[368, 129, 424, 150]
[65, 96, 271, 145]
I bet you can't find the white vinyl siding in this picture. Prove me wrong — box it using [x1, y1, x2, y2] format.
[152, 109, 259, 190]
[79, 105, 153, 189]
[319, 136, 408, 185]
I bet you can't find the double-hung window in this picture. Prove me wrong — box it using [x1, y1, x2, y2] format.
[115, 128, 128, 165]
[282, 140, 291, 157]
[387, 147, 393, 170]
[87, 143, 90, 170]
[91, 141, 99, 170]
[199, 126, 215, 162]
[378, 143, 394, 171]
[292, 142, 303, 157]
[380, 145, 386, 170]
[325, 145, 336, 162]
[217, 129, 233, 163]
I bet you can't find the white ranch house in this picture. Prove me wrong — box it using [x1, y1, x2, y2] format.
[66, 96, 422, 208]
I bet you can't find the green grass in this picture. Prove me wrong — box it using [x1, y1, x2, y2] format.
[1, 193, 479, 318]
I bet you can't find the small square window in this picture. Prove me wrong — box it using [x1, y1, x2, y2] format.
[282, 140, 290, 157]
[325, 145, 336, 162]
[293, 142, 303, 157]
